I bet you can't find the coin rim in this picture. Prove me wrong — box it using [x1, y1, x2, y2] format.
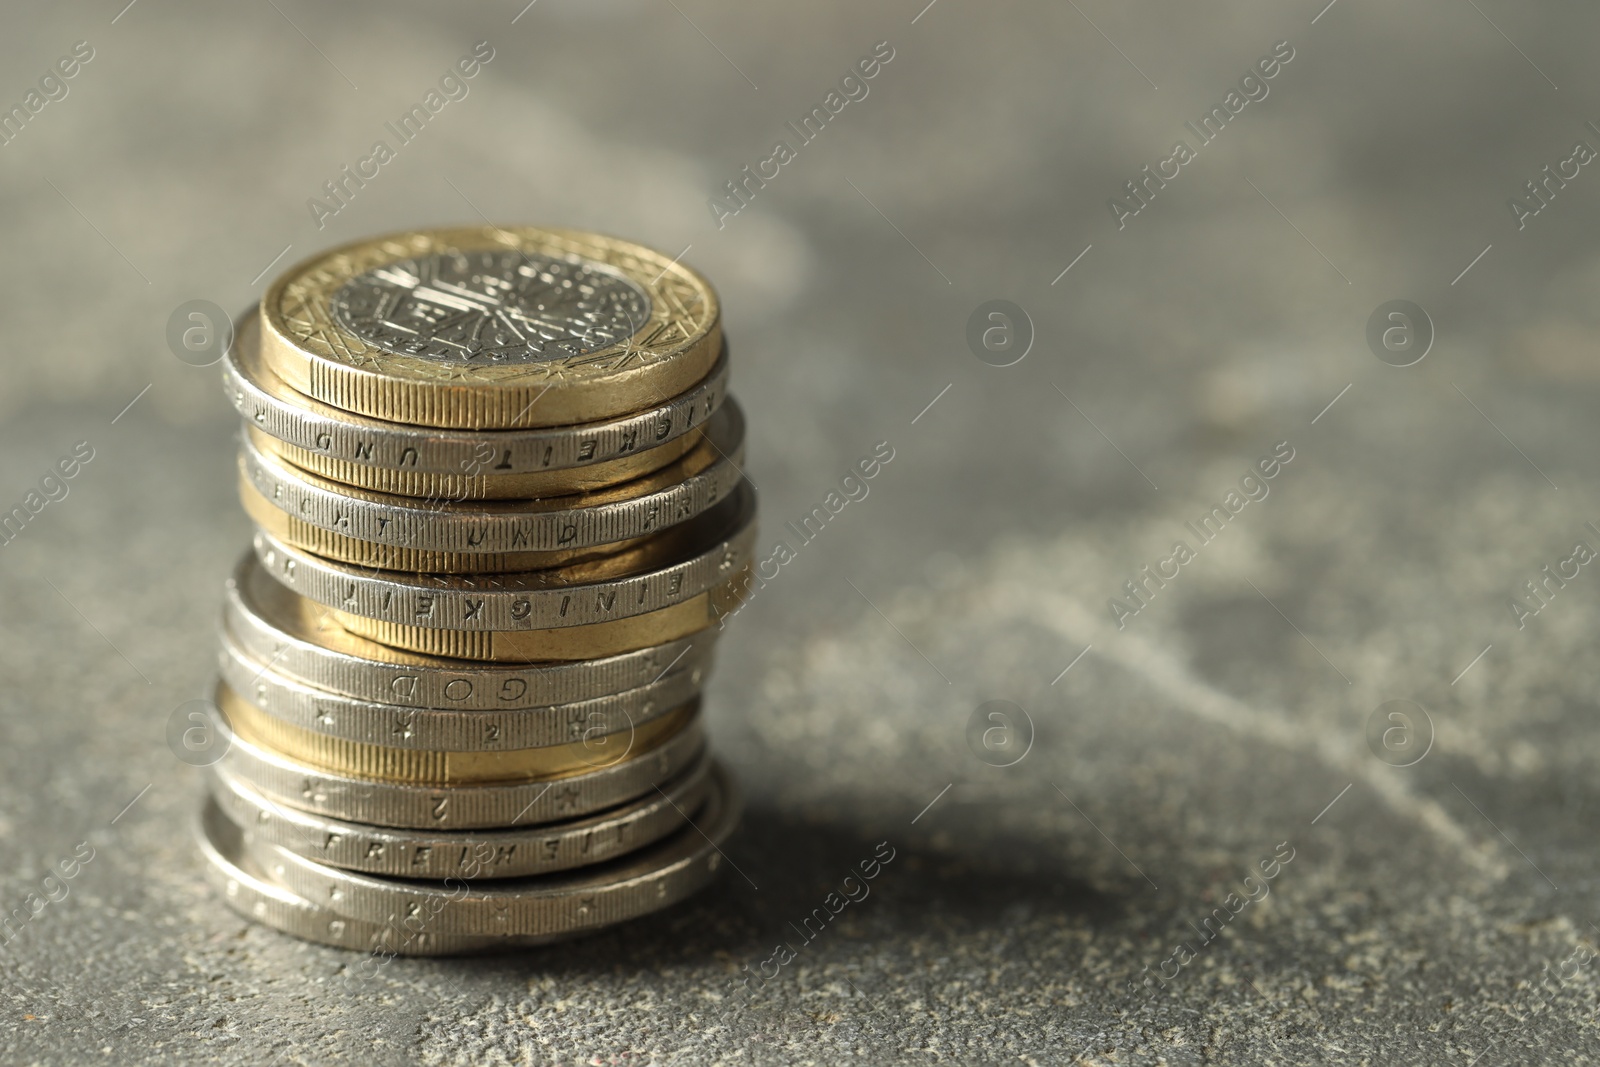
[215, 700, 707, 829]
[217, 680, 696, 786]
[245, 762, 739, 935]
[250, 485, 756, 632]
[217, 637, 702, 750]
[198, 799, 562, 955]
[222, 554, 720, 709]
[248, 422, 705, 500]
[330, 566, 748, 662]
[237, 398, 746, 554]
[227, 305, 729, 474]
[205, 749, 714, 879]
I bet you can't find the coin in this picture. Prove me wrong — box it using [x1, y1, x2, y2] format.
[215, 700, 706, 829]
[238, 399, 746, 555]
[333, 566, 749, 662]
[227, 306, 728, 478]
[218, 681, 695, 786]
[251, 487, 755, 632]
[222, 555, 718, 709]
[258, 227, 721, 429]
[248, 424, 704, 500]
[206, 749, 713, 879]
[217, 638, 701, 750]
[243, 762, 739, 936]
[198, 799, 558, 955]
[239, 479, 652, 573]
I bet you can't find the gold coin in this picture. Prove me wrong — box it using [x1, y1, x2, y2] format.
[217, 682, 697, 786]
[259, 227, 721, 429]
[335, 567, 751, 662]
[246, 424, 704, 501]
[238, 475, 652, 573]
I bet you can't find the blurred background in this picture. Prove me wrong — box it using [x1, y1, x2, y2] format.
[2, 1, 1599, 1062]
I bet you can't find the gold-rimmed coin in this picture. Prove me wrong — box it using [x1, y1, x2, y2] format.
[221, 553, 719, 710]
[334, 567, 750, 662]
[259, 227, 721, 429]
[236, 399, 745, 556]
[226, 306, 728, 483]
[216, 636, 701, 750]
[213, 700, 706, 829]
[217, 682, 695, 786]
[237, 477, 651, 573]
[248, 424, 703, 500]
[251, 488, 756, 632]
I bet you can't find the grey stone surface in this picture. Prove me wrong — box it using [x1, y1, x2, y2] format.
[2, 1, 1600, 1063]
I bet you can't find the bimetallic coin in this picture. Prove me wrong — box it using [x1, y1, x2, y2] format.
[221, 555, 718, 710]
[215, 700, 706, 829]
[198, 800, 558, 955]
[240, 478, 653, 573]
[217, 638, 701, 750]
[226, 307, 728, 478]
[333, 567, 750, 662]
[237, 400, 746, 555]
[249, 423, 704, 500]
[251, 487, 755, 632]
[218, 682, 694, 786]
[206, 750, 713, 879]
[244, 762, 739, 936]
[259, 227, 721, 429]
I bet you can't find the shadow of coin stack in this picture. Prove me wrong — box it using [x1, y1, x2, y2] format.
[196, 227, 754, 954]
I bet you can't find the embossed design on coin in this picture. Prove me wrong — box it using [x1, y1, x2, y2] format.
[330, 250, 651, 365]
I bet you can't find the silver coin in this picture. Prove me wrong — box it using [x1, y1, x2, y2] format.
[198, 799, 559, 955]
[225, 308, 728, 475]
[331, 248, 651, 365]
[223, 553, 718, 711]
[251, 487, 755, 633]
[214, 701, 706, 830]
[244, 762, 739, 936]
[217, 636, 701, 750]
[207, 749, 713, 879]
[238, 399, 746, 554]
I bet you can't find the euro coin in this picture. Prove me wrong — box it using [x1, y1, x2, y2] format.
[221, 553, 718, 710]
[244, 762, 740, 936]
[237, 399, 746, 555]
[217, 636, 702, 750]
[250, 486, 756, 632]
[217, 681, 697, 786]
[213, 699, 706, 829]
[333, 567, 750, 662]
[206, 750, 713, 879]
[198, 799, 562, 955]
[227, 305, 728, 479]
[258, 226, 721, 429]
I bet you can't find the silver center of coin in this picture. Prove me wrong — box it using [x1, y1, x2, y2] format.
[331, 249, 652, 364]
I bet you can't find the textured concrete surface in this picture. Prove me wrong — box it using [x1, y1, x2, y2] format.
[2, 1, 1600, 1063]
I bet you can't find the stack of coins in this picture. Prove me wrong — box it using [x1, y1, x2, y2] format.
[197, 226, 754, 955]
